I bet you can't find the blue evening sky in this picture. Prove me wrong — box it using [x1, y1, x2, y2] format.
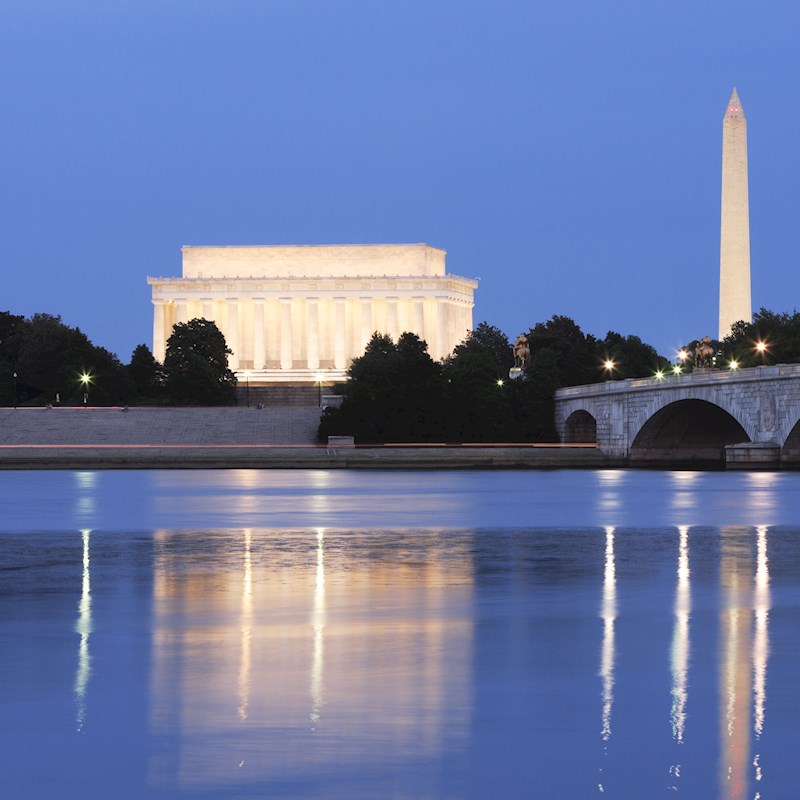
[2, 0, 799, 363]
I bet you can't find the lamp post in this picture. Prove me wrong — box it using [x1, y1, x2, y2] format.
[244, 370, 250, 407]
[13, 371, 17, 408]
[80, 373, 91, 407]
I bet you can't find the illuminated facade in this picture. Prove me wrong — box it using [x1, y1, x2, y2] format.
[148, 244, 477, 383]
[719, 88, 752, 340]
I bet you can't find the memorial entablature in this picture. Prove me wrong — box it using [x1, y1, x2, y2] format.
[148, 244, 477, 384]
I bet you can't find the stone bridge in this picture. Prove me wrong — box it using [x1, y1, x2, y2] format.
[554, 364, 800, 467]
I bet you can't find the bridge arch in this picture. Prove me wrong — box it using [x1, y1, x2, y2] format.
[630, 399, 750, 465]
[563, 409, 597, 443]
[781, 416, 800, 456]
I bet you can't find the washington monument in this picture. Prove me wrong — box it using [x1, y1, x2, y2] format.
[718, 87, 751, 340]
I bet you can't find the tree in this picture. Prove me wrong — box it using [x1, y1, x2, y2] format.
[443, 323, 513, 441]
[718, 308, 800, 367]
[599, 331, 670, 379]
[0, 311, 26, 405]
[128, 343, 163, 401]
[163, 318, 237, 405]
[319, 332, 446, 443]
[526, 315, 600, 387]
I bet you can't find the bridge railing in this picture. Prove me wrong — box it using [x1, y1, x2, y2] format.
[555, 363, 800, 398]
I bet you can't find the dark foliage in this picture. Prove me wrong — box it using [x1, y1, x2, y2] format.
[718, 308, 800, 367]
[319, 317, 670, 444]
[319, 332, 446, 443]
[163, 318, 237, 405]
[128, 343, 163, 401]
[1, 312, 133, 405]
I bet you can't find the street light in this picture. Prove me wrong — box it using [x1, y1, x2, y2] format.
[13, 371, 17, 408]
[654, 369, 665, 381]
[729, 359, 739, 370]
[244, 370, 250, 407]
[673, 364, 682, 375]
[603, 359, 615, 373]
[496, 379, 504, 387]
[79, 372, 92, 406]
[677, 349, 689, 363]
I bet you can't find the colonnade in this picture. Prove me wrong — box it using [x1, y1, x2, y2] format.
[153, 295, 473, 371]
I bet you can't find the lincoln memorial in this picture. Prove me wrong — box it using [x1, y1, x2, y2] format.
[148, 244, 477, 383]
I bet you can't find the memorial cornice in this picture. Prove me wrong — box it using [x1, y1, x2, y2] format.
[147, 274, 478, 295]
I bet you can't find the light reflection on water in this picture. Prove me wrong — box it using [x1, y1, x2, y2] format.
[1, 470, 799, 798]
[143, 528, 474, 796]
[0, 467, 796, 532]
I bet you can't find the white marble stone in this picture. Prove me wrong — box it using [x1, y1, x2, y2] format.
[719, 88, 752, 339]
[149, 244, 477, 382]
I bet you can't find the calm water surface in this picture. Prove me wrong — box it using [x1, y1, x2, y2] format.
[1, 469, 799, 799]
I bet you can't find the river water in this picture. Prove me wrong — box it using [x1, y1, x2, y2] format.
[1, 469, 798, 799]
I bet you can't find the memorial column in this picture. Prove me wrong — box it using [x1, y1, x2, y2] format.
[361, 298, 373, 350]
[412, 297, 425, 342]
[334, 298, 347, 370]
[280, 298, 293, 370]
[176, 299, 189, 325]
[387, 297, 399, 340]
[152, 300, 167, 363]
[307, 298, 320, 370]
[201, 298, 214, 320]
[226, 299, 240, 370]
[436, 296, 449, 360]
[253, 299, 265, 370]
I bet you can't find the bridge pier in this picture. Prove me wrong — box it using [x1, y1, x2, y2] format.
[724, 442, 781, 470]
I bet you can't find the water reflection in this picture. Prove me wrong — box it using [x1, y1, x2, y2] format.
[147, 529, 474, 792]
[309, 527, 325, 727]
[74, 471, 97, 521]
[670, 525, 691, 745]
[74, 529, 92, 731]
[752, 526, 770, 795]
[238, 529, 253, 721]
[600, 526, 616, 744]
[670, 471, 697, 515]
[3, 512, 793, 799]
[718, 526, 773, 800]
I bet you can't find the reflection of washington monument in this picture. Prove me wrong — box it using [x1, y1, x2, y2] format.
[597, 525, 771, 798]
[719, 526, 770, 800]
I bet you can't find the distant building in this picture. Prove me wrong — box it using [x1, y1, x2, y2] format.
[148, 244, 477, 383]
[719, 88, 752, 340]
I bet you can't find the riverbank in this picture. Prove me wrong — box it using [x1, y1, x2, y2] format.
[0, 407, 615, 469]
[0, 443, 613, 469]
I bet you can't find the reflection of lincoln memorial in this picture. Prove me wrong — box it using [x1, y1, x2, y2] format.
[145, 529, 474, 789]
[148, 244, 477, 382]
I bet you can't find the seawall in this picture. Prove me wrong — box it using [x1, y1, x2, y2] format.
[0, 407, 613, 470]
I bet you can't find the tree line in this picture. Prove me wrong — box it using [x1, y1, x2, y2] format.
[319, 317, 671, 443]
[0, 312, 236, 406]
[6, 305, 798, 434]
